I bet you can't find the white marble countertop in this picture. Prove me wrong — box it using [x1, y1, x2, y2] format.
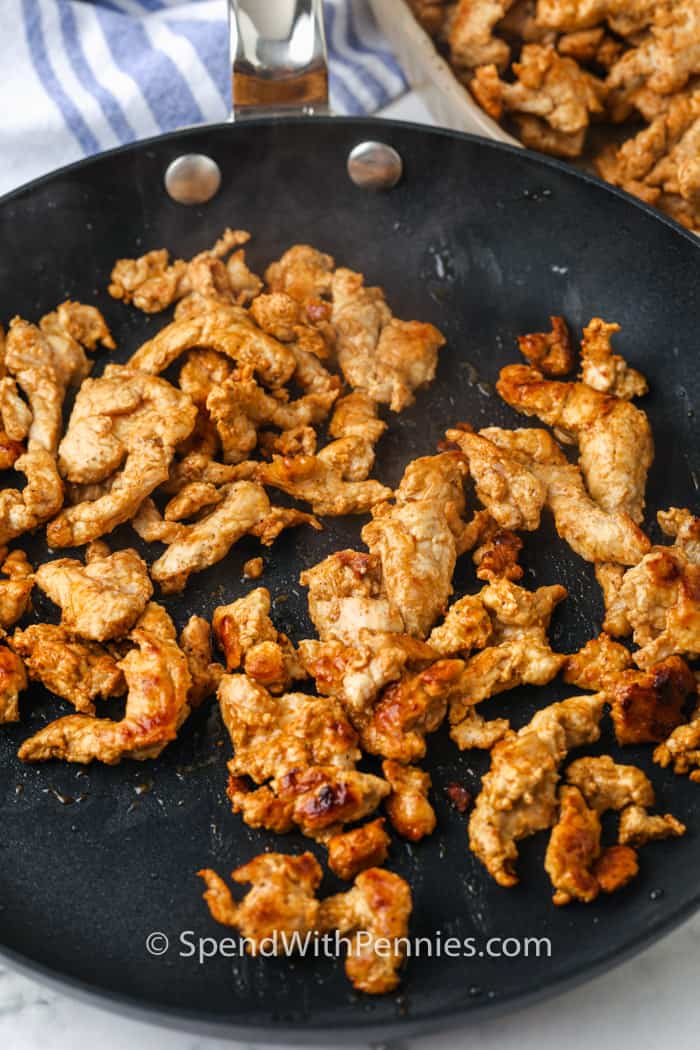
[3, 88, 700, 1050]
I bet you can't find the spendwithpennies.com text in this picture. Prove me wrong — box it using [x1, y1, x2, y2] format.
[145, 930, 552, 964]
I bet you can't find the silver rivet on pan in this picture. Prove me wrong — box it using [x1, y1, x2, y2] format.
[347, 142, 403, 190]
[164, 154, 222, 205]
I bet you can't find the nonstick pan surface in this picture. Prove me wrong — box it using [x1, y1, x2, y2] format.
[0, 118, 698, 1043]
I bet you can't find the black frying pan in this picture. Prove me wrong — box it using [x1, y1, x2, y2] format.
[0, 103, 699, 1045]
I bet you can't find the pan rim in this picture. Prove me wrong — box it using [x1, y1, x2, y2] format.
[1, 114, 698, 251]
[0, 894, 697, 1042]
[1, 114, 698, 1042]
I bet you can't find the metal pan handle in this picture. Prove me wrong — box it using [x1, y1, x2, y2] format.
[229, 0, 330, 120]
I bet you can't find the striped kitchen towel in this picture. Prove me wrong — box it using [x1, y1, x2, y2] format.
[2, 0, 407, 196]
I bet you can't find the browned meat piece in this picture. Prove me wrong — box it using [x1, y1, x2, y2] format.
[446, 782, 472, 812]
[545, 785, 641, 905]
[11, 624, 124, 714]
[536, 0, 660, 35]
[517, 315, 575, 376]
[496, 363, 654, 524]
[360, 659, 465, 762]
[212, 588, 304, 694]
[618, 805, 686, 845]
[449, 579, 567, 749]
[446, 426, 546, 530]
[299, 632, 437, 727]
[600, 510, 700, 667]
[595, 562, 632, 638]
[469, 695, 604, 886]
[564, 633, 633, 691]
[128, 302, 296, 389]
[328, 391, 387, 445]
[256, 441, 391, 517]
[212, 588, 278, 670]
[514, 115, 586, 158]
[270, 766, 391, 842]
[35, 548, 152, 642]
[206, 366, 337, 465]
[566, 755, 655, 813]
[331, 268, 446, 412]
[179, 348, 232, 408]
[243, 637, 306, 696]
[566, 754, 686, 849]
[141, 482, 317, 593]
[597, 89, 700, 232]
[318, 868, 412, 994]
[427, 593, 493, 656]
[5, 311, 92, 455]
[448, 0, 515, 70]
[471, 45, 607, 138]
[51, 301, 115, 351]
[0, 549, 33, 630]
[449, 633, 566, 749]
[219, 673, 360, 784]
[243, 557, 264, 580]
[300, 550, 403, 645]
[545, 785, 603, 905]
[179, 616, 223, 707]
[0, 450, 64, 546]
[18, 612, 191, 764]
[473, 524, 524, 582]
[265, 245, 335, 303]
[362, 453, 469, 637]
[108, 230, 259, 312]
[654, 677, 700, 780]
[480, 426, 650, 565]
[198, 851, 322, 948]
[604, 656, 694, 745]
[579, 319, 648, 400]
[557, 27, 622, 66]
[327, 819, 391, 880]
[382, 760, 437, 841]
[49, 366, 197, 547]
[0, 645, 27, 724]
[607, 6, 700, 102]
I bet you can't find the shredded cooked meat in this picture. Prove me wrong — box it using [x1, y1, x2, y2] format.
[318, 868, 413, 994]
[198, 851, 322, 947]
[11, 624, 125, 714]
[361, 453, 469, 637]
[0, 548, 33, 629]
[517, 315, 575, 376]
[331, 268, 446, 411]
[449, 578, 567, 749]
[0, 645, 27, 724]
[327, 819, 391, 880]
[481, 425, 650, 564]
[545, 785, 638, 905]
[603, 656, 695, 745]
[1, 227, 695, 995]
[18, 607, 191, 764]
[469, 695, 604, 886]
[35, 547, 152, 642]
[496, 361, 654, 524]
[446, 425, 546, 530]
[382, 760, 437, 841]
[471, 44, 607, 144]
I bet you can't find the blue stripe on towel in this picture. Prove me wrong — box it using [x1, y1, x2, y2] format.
[94, 5, 206, 131]
[21, 0, 101, 153]
[165, 17, 230, 107]
[57, 0, 135, 143]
